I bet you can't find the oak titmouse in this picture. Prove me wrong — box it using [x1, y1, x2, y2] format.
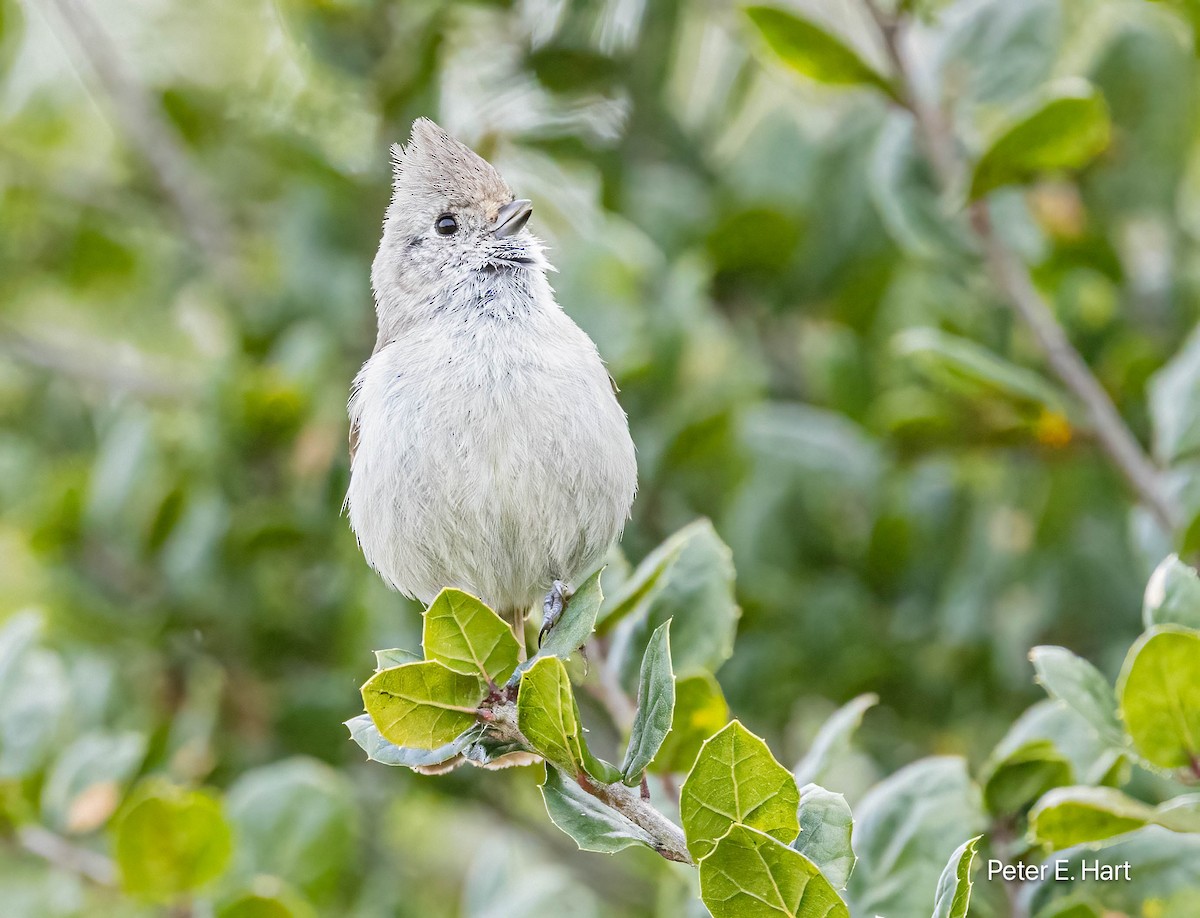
[347, 119, 638, 637]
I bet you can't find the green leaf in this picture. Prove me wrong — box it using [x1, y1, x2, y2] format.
[650, 672, 729, 775]
[40, 730, 146, 833]
[894, 327, 1066, 412]
[0, 0, 26, 84]
[969, 82, 1111, 199]
[699, 824, 850, 918]
[680, 720, 800, 860]
[1117, 626, 1200, 769]
[595, 521, 692, 635]
[931, 836, 981, 918]
[983, 739, 1072, 815]
[115, 781, 233, 901]
[345, 714, 481, 768]
[1034, 902, 1103, 918]
[163, 656, 223, 781]
[1029, 787, 1155, 850]
[744, 6, 893, 97]
[360, 661, 483, 751]
[422, 588, 520, 683]
[794, 693, 877, 787]
[0, 611, 41, 699]
[373, 647, 421, 670]
[509, 568, 605, 686]
[517, 656, 617, 781]
[226, 758, 358, 900]
[869, 112, 972, 259]
[847, 757, 986, 918]
[934, 0, 1061, 110]
[613, 520, 740, 685]
[621, 620, 675, 784]
[1153, 793, 1200, 833]
[218, 885, 316, 918]
[1029, 827, 1200, 916]
[1150, 326, 1200, 466]
[517, 656, 583, 774]
[979, 701, 1120, 815]
[1142, 555, 1200, 630]
[1011, 701, 1123, 785]
[1029, 646, 1124, 746]
[538, 568, 604, 661]
[539, 765, 655, 854]
[0, 645, 70, 779]
[794, 783, 855, 890]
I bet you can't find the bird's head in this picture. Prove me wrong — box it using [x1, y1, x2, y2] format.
[371, 119, 547, 335]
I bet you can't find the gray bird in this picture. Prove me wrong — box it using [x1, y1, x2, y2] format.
[347, 119, 638, 645]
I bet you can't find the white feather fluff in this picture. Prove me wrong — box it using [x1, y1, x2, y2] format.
[346, 120, 637, 616]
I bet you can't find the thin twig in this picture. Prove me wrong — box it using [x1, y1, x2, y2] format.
[583, 639, 684, 808]
[36, 0, 240, 286]
[866, 3, 958, 187]
[486, 702, 692, 864]
[969, 205, 1177, 531]
[577, 774, 692, 864]
[864, 0, 1178, 533]
[16, 825, 117, 886]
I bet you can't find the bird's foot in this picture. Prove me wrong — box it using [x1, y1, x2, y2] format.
[539, 580, 572, 648]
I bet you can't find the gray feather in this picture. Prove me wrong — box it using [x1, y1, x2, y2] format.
[346, 120, 638, 614]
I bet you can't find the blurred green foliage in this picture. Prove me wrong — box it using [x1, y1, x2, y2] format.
[4, 0, 1200, 914]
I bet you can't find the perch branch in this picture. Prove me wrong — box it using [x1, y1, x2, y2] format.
[969, 204, 1177, 533]
[865, 0, 1178, 533]
[486, 702, 693, 865]
[576, 774, 692, 864]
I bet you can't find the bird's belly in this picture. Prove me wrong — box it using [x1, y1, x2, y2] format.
[347, 356, 633, 613]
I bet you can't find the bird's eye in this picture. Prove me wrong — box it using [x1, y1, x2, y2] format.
[434, 214, 458, 236]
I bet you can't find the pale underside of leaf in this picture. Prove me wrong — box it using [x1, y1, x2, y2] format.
[345, 714, 482, 768]
[621, 619, 675, 784]
[539, 765, 655, 854]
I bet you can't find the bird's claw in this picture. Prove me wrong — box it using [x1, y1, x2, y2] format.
[539, 580, 570, 648]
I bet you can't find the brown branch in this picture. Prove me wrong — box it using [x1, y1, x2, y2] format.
[866, 4, 959, 188]
[576, 774, 692, 864]
[864, 0, 1178, 533]
[16, 825, 116, 886]
[968, 205, 1177, 531]
[486, 702, 692, 865]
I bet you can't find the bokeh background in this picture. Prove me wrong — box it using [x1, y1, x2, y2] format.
[2, 0, 1199, 914]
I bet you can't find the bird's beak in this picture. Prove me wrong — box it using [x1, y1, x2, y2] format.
[491, 199, 533, 238]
